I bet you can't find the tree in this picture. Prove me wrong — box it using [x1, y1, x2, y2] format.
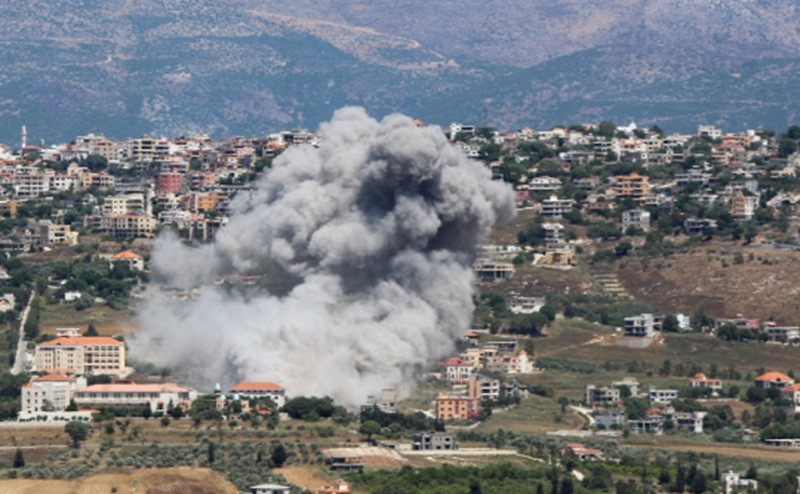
[662, 314, 680, 333]
[84, 323, 99, 337]
[65, 421, 90, 448]
[598, 121, 617, 139]
[359, 420, 382, 441]
[271, 444, 288, 467]
[469, 479, 483, 494]
[207, 441, 215, 465]
[614, 241, 633, 257]
[13, 448, 24, 468]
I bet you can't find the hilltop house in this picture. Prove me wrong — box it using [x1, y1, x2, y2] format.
[754, 372, 795, 389]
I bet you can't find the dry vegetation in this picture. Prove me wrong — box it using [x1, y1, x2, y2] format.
[617, 245, 800, 323]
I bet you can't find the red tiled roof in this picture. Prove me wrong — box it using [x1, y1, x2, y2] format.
[41, 336, 123, 347]
[34, 373, 75, 382]
[781, 383, 800, 392]
[77, 383, 187, 393]
[229, 381, 284, 392]
[112, 250, 142, 260]
[439, 357, 471, 367]
[755, 372, 793, 382]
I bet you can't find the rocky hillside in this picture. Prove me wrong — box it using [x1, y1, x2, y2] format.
[0, 0, 799, 143]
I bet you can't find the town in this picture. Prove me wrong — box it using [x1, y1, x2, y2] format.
[0, 118, 798, 493]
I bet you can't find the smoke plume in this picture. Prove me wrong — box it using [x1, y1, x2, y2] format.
[133, 107, 515, 407]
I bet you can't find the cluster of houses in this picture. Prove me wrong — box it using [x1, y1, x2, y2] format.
[19, 327, 286, 422]
[433, 335, 536, 420]
[0, 127, 324, 251]
[583, 371, 800, 436]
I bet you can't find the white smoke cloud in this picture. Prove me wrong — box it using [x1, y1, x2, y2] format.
[133, 107, 515, 407]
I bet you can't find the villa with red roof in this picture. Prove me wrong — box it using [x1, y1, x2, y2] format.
[34, 334, 126, 376]
[689, 373, 722, 392]
[438, 357, 474, 384]
[560, 443, 604, 461]
[754, 372, 795, 389]
[109, 250, 144, 272]
[229, 381, 286, 407]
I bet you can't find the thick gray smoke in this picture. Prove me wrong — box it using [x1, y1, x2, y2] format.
[133, 107, 515, 407]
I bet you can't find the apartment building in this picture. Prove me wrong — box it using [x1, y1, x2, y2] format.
[613, 172, 649, 201]
[74, 380, 195, 413]
[228, 381, 286, 408]
[34, 335, 126, 376]
[21, 373, 86, 414]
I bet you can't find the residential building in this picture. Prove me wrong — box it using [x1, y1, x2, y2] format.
[779, 384, 800, 414]
[472, 260, 514, 282]
[40, 223, 78, 246]
[109, 250, 145, 272]
[698, 125, 722, 139]
[755, 372, 795, 389]
[627, 417, 664, 434]
[435, 394, 479, 420]
[559, 443, 604, 461]
[730, 189, 759, 221]
[765, 326, 800, 343]
[156, 172, 184, 195]
[621, 209, 650, 232]
[502, 351, 535, 374]
[507, 296, 545, 314]
[672, 411, 706, 433]
[20, 373, 86, 414]
[648, 387, 678, 405]
[34, 335, 126, 376]
[439, 357, 474, 384]
[228, 381, 286, 408]
[595, 410, 625, 429]
[74, 380, 195, 412]
[540, 195, 573, 218]
[584, 385, 621, 407]
[689, 373, 722, 391]
[613, 173, 649, 201]
[527, 176, 562, 193]
[484, 340, 518, 353]
[624, 313, 661, 338]
[468, 375, 501, 401]
[721, 471, 758, 494]
[413, 432, 459, 450]
[94, 214, 156, 239]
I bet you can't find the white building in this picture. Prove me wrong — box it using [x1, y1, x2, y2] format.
[228, 381, 287, 408]
[74, 380, 196, 413]
[622, 209, 650, 232]
[648, 387, 678, 404]
[21, 373, 86, 414]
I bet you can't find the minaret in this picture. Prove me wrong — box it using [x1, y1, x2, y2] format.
[21, 125, 27, 149]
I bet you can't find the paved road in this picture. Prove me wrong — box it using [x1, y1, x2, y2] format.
[11, 289, 36, 374]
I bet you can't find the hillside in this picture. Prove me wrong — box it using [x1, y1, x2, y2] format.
[617, 245, 800, 324]
[1, 1, 800, 143]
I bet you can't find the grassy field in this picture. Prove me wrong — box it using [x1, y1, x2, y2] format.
[39, 303, 139, 337]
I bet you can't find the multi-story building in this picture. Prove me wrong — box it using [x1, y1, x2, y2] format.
[435, 394, 479, 420]
[102, 193, 148, 216]
[156, 172, 184, 195]
[95, 214, 156, 239]
[20, 373, 86, 414]
[413, 432, 459, 450]
[648, 387, 679, 404]
[613, 172, 649, 201]
[439, 357, 474, 384]
[624, 313, 662, 337]
[540, 195, 573, 218]
[40, 223, 78, 246]
[228, 381, 286, 408]
[622, 209, 650, 232]
[584, 385, 621, 406]
[34, 335, 126, 376]
[730, 189, 759, 221]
